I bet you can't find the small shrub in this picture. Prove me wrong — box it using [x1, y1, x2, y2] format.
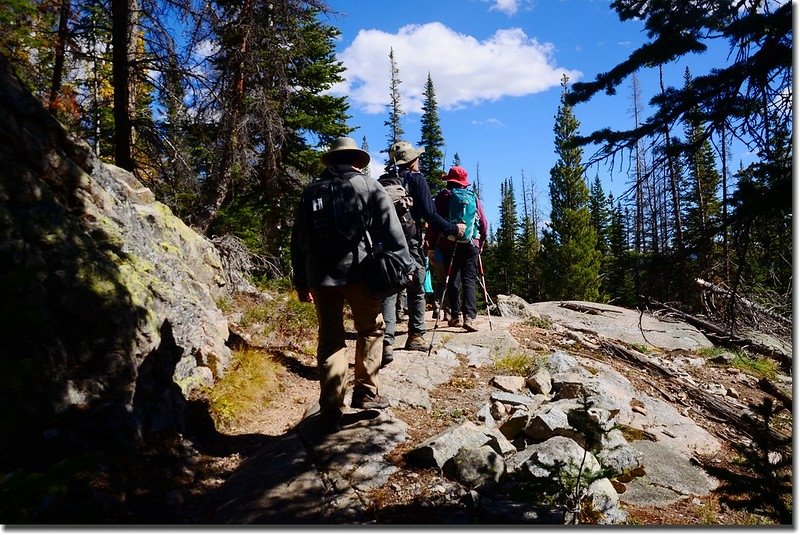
[494, 351, 541, 376]
[256, 276, 294, 293]
[527, 316, 552, 330]
[450, 377, 476, 390]
[216, 296, 232, 313]
[208, 348, 283, 431]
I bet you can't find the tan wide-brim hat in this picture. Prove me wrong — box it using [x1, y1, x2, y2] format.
[389, 140, 425, 165]
[321, 136, 371, 168]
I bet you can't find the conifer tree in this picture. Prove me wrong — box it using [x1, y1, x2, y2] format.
[418, 72, 445, 193]
[360, 136, 371, 175]
[452, 152, 462, 166]
[604, 197, 636, 304]
[488, 177, 519, 296]
[384, 47, 404, 149]
[568, 0, 791, 167]
[518, 171, 541, 301]
[588, 174, 609, 256]
[540, 76, 601, 301]
[682, 69, 721, 280]
[729, 111, 792, 314]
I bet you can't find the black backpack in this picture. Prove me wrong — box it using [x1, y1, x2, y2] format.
[378, 172, 416, 241]
[300, 170, 363, 259]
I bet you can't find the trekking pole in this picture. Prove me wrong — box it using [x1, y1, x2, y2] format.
[428, 241, 459, 357]
[476, 245, 495, 332]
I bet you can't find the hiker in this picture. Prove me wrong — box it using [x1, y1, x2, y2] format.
[381, 141, 465, 362]
[290, 136, 413, 431]
[424, 222, 453, 321]
[432, 166, 488, 332]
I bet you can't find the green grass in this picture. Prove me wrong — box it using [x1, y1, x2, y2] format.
[699, 347, 779, 380]
[730, 353, 779, 380]
[697, 347, 727, 359]
[208, 348, 284, 430]
[494, 351, 542, 376]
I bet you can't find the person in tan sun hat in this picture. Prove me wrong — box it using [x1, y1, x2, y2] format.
[378, 141, 466, 356]
[291, 136, 413, 432]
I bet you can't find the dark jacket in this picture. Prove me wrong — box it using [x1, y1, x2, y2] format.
[393, 169, 460, 238]
[291, 164, 413, 289]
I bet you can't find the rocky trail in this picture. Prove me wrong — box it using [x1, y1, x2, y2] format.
[143, 298, 791, 525]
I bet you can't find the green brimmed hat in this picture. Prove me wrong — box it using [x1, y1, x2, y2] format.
[389, 141, 425, 165]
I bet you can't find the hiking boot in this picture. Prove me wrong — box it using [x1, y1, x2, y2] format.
[404, 333, 430, 352]
[463, 316, 478, 332]
[381, 344, 394, 368]
[351, 388, 390, 410]
[448, 316, 461, 328]
[317, 408, 342, 434]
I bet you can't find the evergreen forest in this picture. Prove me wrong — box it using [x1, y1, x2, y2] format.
[2, 0, 792, 322]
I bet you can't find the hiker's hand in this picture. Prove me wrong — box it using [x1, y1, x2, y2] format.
[456, 223, 466, 237]
[297, 289, 314, 303]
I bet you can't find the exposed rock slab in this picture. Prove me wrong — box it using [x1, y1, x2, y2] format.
[531, 301, 713, 351]
[621, 440, 719, 506]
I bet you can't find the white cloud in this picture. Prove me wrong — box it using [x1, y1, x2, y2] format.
[471, 117, 508, 128]
[193, 39, 219, 61]
[489, 0, 521, 16]
[331, 22, 581, 115]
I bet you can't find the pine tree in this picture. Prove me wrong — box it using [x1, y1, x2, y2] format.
[360, 136, 371, 175]
[452, 152, 462, 167]
[604, 197, 636, 305]
[540, 76, 601, 301]
[418, 72, 445, 193]
[518, 171, 541, 301]
[568, 1, 791, 167]
[487, 178, 519, 296]
[682, 69, 721, 280]
[588, 174, 609, 256]
[384, 47, 404, 150]
[729, 111, 792, 315]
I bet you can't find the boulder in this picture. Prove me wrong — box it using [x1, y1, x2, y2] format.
[495, 294, 542, 320]
[526, 369, 552, 396]
[406, 421, 498, 470]
[444, 445, 506, 489]
[0, 56, 230, 458]
[499, 407, 531, 440]
[491, 375, 527, 393]
[511, 436, 603, 484]
[586, 478, 628, 525]
[522, 400, 582, 443]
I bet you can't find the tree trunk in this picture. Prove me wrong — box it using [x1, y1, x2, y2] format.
[659, 66, 688, 302]
[111, 0, 134, 171]
[720, 124, 730, 283]
[48, 0, 71, 112]
[193, 0, 252, 233]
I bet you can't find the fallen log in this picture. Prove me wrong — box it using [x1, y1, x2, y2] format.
[647, 298, 791, 371]
[558, 302, 621, 315]
[602, 340, 790, 444]
[695, 278, 791, 327]
[757, 378, 792, 413]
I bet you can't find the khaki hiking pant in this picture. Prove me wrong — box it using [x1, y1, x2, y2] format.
[311, 281, 384, 414]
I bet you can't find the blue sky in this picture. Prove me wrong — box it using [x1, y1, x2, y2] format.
[320, 0, 756, 230]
